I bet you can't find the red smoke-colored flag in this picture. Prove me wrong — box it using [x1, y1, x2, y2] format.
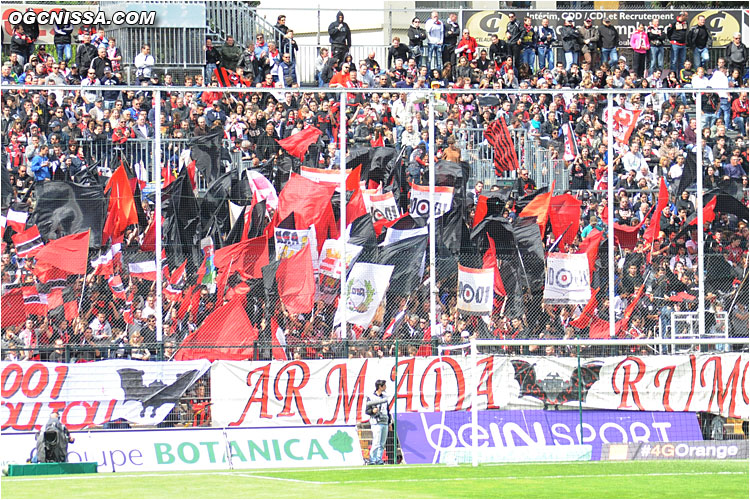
[102, 164, 138, 243]
[643, 177, 669, 244]
[549, 194, 581, 251]
[577, 229, 603, 277]
[614, 218, 646, 250]
[482, 237, 506, 296]
[276, 243, 315, 314]
[12, 225, 44, 258]
[484, 120, 519, 174]
[346, 164, 362, 192]
[174, 295, 258, 361]
[346, 188, 368, 225]
[33, 231, 90, 282]
[570, 288, 600, 329]
[270, 316, 288, 361]
[689, 195, 717, 225]
[277, 127, 323, 161]
[519, 180, 555, 238]
[214, 235, 269, 281]
[473, 195, 488, 227]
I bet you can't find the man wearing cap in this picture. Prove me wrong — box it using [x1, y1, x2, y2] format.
[578, 18, 600, 68]
[100, 68, 121, 109]
[666, 11, 689, 72]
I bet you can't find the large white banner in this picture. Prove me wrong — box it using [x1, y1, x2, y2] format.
[0, 426, 363, 472]
[457, 265, 494, 314]
[211, 353, 750, 427]
[300, 166, 351, 186]
[334, 263, 394, 327]
[544, 253, 592, 305]
[0, 360, 210, 433]
[409, 184, 454, 218]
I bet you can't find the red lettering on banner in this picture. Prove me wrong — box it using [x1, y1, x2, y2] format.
[61, 401, 102, 430]
[683, 354, 697, 412]
[49, 365, 69, 400]
[318, 361, 368, 425]
[273, 361, 311, 424]
[654, 365, 676, 412]
[22, 364, 49, 398]
[229, 364, 272, 426]
[700, 355, 742, 418]
[419, 357, 466, 411]
[476, 357, 498, 409]
[742, 362, 750, 405]
[103, 399, 117, 423]
[390, 358, 416, 413]
[15, 402, 42, 431]
[2, 402, 24, 430]
[612, 357, 646, 410]
[48, 401, 66, 414]
[1, 363, 23, 399]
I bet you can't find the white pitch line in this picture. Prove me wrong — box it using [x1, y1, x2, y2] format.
[231, 473, 325, 484]
[3, 471, 236, 482]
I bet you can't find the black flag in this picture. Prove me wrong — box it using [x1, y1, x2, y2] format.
[163, 174, 201, 271]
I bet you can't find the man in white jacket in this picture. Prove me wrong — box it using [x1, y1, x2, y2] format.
[424, 11, 444, 71]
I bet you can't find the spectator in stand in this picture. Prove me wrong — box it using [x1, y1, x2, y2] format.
[315, 47, 330, 87]
[687, 15, 711, 71]
[106, 38, 122, 73]
[647, 18, 667, 75]
[75, 34, 98, 74]
[455, 29, 477, 63]
[442, 12, 460, 68]
[725, 33, 747, 77]
[387, 37, 410, 71]
[630, 23, 650, 80]
[237, 41, 257, 83]
[91, 28, 109, 49]
[423, 12, 443, 71]
[90, 46, 112, 80]
[561, 18, 583, 71]
[578, 18, 599, 69]
[276, 53, 298, 88]
[666, 11, 689, 72]
[274, 14, 289, 49]
[328, 11, 351, 63]
[134, 44, 154, 83]
[408, 17, 427, 69]
[219, 36, 242, 71]
[505, 12, 523, 71]
[204, 38, 221, 81]
[519, 17, 538, 72]
[536, 17, 556, 71]
[281, 30, 298, 64]
[53, 17, 74, 64]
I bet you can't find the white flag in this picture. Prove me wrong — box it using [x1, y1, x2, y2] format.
[457, 265, 494, 314]
[275, 225, 319, 270]
[316, 239, 363, 304]
[603, 108, 641, 145]
[408, 184, 454, 218]
[369, 192, 400, 222]
[334, 262, 394, 327]
[543, 252, 591, 305]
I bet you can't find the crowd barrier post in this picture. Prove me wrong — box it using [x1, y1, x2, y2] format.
[154, 90, 164, 343]
[428, 93, 438, 337]
[696, 93, 706, 338]
[607, 93, 616, 339]
[339, 91, 348, 340]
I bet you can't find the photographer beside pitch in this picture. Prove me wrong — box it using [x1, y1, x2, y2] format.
[365, 380, 391, 465]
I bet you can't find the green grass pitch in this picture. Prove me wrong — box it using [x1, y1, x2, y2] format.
[2, 460, 748, 499]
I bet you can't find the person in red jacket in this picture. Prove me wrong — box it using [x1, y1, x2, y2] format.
[731, 92, 748, 133]
[455, 29, 478, 62]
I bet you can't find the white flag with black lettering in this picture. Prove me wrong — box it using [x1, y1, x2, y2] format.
[369, 192, 400, 222]
[457, 265, 494, 314]
[543, 252, 591, 305]
[409, 184, 454, 218]
[334, 262, 394, 328]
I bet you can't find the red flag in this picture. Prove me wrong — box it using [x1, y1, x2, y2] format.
[473, 195, 488, 227]
[614, 219, 646, 250]
[102, 164, 138, 243]
[164, 259, 187, 301]
[213, 67, 252, 87]
[174, 295, 258, 361]
[90, 243, 122, 276]
[277, 243, 315, 314]
[277, 127, 323, 161]
[519, 180, 555, 237]
[108, 275, 127, 300]
[484, 120, 519, 174]
[616, 283, 646, 337]
[589, 316, 610, 339]
[577, 229, 603, 277]
[270, 316, 288, 361]
[271, 173, 337, 253]
[128, 259, 158, 281]
[570, 288, 600, 329]
[689, 196, 717, 225]
[33, 231, 90, 282]
[6, 208, 27, 233]
[549, 194, 581, 251]
[346, 164, 362, 192]
[1, 287, 26, 327]
[482, 237, 506, 296]
[641, 178, 667, 245]
[12, 225, 44, 258]
[214, 235, 269, 281]
[346, 188, 368, 226]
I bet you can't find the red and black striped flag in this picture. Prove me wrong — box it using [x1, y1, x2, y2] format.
[11, 225, 44, 258]
[484, 120, 519, 175]
[213, 67, 252, 87]
[46, 286, 79, 323]
[22, 284, 47, 317]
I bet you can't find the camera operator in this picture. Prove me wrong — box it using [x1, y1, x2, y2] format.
[35, 411, 74, 463]
[365, 380, 391, 465]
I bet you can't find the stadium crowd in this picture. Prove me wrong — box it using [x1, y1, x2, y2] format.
[1, 9, 749, 363]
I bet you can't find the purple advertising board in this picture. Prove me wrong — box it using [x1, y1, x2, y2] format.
[395, 410, 703, 463]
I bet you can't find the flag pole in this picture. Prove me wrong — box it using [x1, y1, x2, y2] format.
[154, 90, 163, 343]
[428, 93, 437, 338]
[339, 91, 347, 339]
[696, 93, 705, 339]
